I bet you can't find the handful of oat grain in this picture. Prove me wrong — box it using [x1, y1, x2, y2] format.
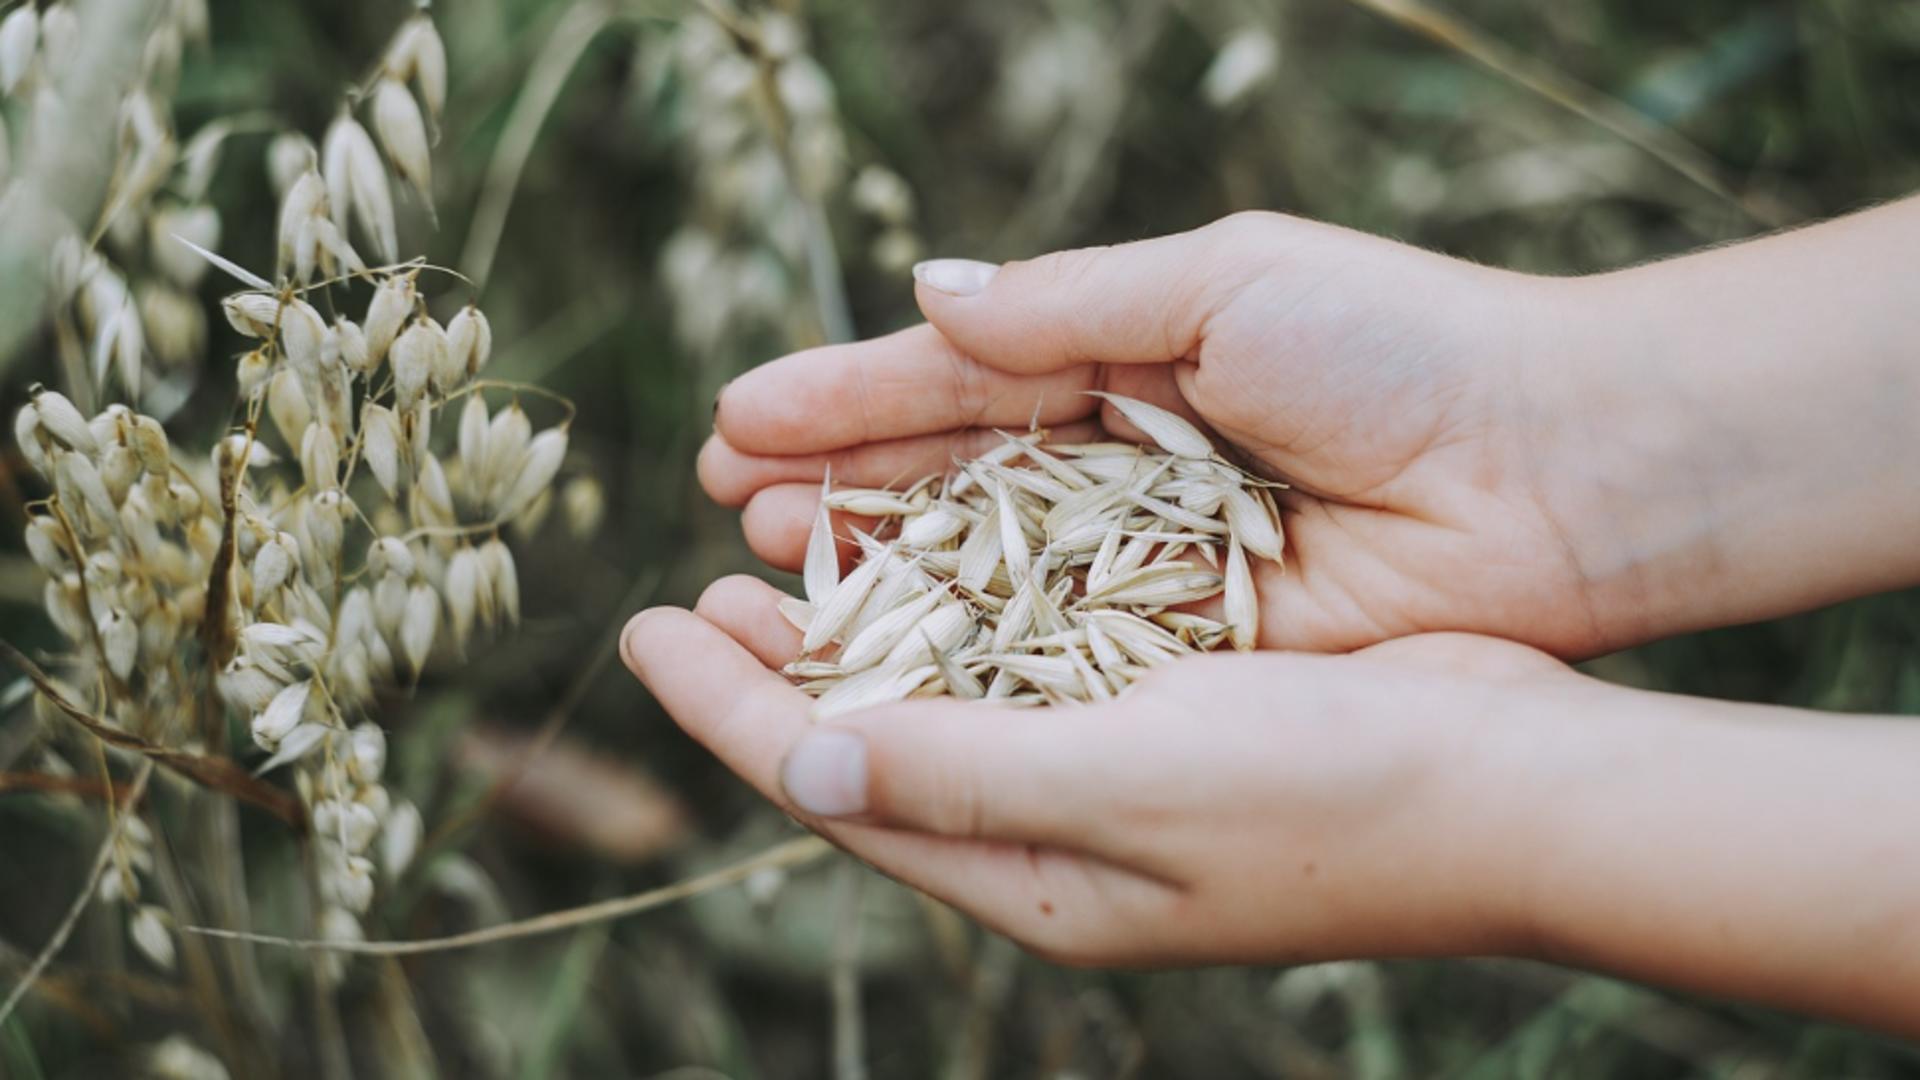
[781, 393, 1285, 716]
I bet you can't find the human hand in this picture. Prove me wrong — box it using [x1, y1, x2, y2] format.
[624, 576, 1920, 1034]
[701, 212, 1622, 657]
[702, 204, 1920, 658]
[624, 574, 1568, 966]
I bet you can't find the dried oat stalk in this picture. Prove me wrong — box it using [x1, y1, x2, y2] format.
[784, 395, 1286, 717]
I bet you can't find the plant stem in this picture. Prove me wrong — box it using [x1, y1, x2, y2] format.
[184, 835, 833, 955]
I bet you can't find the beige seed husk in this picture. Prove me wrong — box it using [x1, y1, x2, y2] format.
[457, 393, 489, 489]
[446, 305, 490, 377]
[781, 396, 1286, 716]
[421, 316, 462, 393]
[480, 538, 520, 626]
[1085, 391, 1213, 458]
[398, 16, 448, 123]
[401, 583, 438, 674]
[445, 547, 480, 650]
[498, 428, 566, 520]
[802, 544, 886, 653]
[13, 404, 46, 473]
[371, 77, 432, 209]
[333, 318, 371, 376]
[363, 274, 414, 365]
[0, 7, 36, 95]
[277, 170, 327, 277]
[31, 389, 97, 455]
[360, 402, 402, 497]
[390, 318, 435, 408]
[1224, 533, 1257, 651]
[324, 111, 396, 262]
[480, 404, 531, 506]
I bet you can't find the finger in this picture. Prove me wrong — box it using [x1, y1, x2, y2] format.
[698, 420, 1102, 508]
[692, 573, 803, 666]
[739, 484, 878, 575]
[781, 699, 1124, 852]
[620, 606, 814, 790]
[619, 606, 1173, 949]
[634, 594, 1128, 854]
[715, 323, 1100, 456]
[910, 218, 1268, 374]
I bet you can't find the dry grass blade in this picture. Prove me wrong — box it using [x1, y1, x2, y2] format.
[459, 2, 614, 290]
[183, 835, 834, 955]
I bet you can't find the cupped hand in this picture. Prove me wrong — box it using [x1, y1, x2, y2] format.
[622, 574, 1582, 967]
[700, 212, 1627, 658]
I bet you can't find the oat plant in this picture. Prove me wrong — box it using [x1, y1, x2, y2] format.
[3, 3, 575, 1071]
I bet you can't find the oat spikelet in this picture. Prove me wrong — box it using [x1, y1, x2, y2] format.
[371, 77, 432, 211]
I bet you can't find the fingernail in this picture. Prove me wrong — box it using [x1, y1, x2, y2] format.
[712, 378, 731, 422]
[912, 258, 999, 297]
[781, 730, 868, 817]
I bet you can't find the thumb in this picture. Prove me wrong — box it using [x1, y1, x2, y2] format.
[909, 215, 1269, 374]
[779, 701, 1111, 849]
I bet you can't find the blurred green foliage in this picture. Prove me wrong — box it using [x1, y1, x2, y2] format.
[3, 0, 1920, 1076]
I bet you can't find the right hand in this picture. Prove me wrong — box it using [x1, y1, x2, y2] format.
[701, 211, 1628, 656]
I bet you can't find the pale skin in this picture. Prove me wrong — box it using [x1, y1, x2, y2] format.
[623, 200, 1920, 1036]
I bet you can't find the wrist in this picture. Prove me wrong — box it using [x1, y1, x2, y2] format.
[1520, 271, 1697, 648]
[1478, 684, 1920, 1032]
[1512, 221, 1920, 649]
[1431, 669, 1637, 961]
[1337, 658, 1613, 961]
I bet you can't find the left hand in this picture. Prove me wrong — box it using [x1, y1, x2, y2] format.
[625, 579, 1920, 1036]
[621, 575, 1573, 967]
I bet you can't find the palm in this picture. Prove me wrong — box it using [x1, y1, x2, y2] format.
[702, 215, 1602, 657]
[1174, 270, 1597, 655]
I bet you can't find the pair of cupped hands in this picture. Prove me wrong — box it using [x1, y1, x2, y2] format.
[619, 209, 1920, 1018]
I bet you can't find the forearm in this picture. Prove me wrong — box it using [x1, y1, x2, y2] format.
[1490, 685, 1920, 1035]
[1526, 198, 1920, 646]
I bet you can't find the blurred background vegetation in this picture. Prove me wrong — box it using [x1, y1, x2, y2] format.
[4, 0, 1920, 1076]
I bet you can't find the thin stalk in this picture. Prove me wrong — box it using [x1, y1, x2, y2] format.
[459, 2, 615, 293]
[829, 861, 868, 1080]
[184, 835, 833, 955]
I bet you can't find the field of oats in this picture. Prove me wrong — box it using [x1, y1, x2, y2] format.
[1, 0, 1918, 1077]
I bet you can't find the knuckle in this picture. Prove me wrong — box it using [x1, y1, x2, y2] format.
[1011, 246, 1108, 292]
[1199, 211, 1289, 283]
[862, 728, 987, 837]
[927, 763, 989, 838]
[941, 342, 986, 421]
[692, 574, 762, 619]
[1211, 209, 1285, 241]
